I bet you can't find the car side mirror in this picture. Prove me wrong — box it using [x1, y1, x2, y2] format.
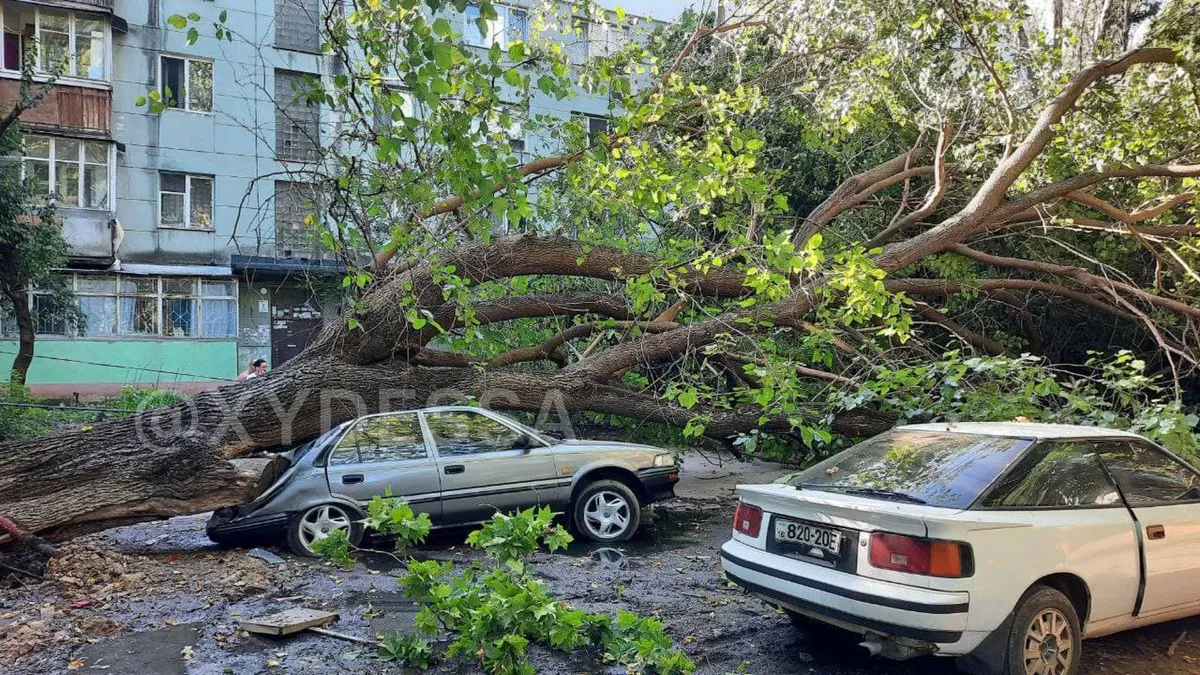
[513, 434, 533, 451]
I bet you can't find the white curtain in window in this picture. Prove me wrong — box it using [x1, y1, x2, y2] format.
[202, 298, 237, 337]
[79, 295, 116, 336]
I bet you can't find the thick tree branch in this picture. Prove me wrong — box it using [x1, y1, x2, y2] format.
[793, 148, 928, 244]
[1068, 190, 1197, 223]
[948, 243, 1200, 321]
[488, 320, 679, 368]
[886, 278, 1139, 322]
[867, 122, 956, 247]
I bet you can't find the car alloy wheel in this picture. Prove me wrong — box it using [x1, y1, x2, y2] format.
[296, 504, 354, 554]
[1023, 608, 1075, 675]
[582, 490, 632, 539]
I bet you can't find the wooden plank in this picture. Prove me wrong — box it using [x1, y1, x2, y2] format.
[239, 608, 339, 636]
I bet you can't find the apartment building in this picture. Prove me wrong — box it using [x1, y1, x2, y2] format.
[0, 0, 683, 397]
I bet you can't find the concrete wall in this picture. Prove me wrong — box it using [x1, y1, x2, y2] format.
[0, 338, 236, 396]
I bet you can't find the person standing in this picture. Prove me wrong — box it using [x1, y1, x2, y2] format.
[237, 359, 268, 382]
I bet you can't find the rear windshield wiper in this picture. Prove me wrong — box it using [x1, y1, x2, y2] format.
[798, 483, 928, 505]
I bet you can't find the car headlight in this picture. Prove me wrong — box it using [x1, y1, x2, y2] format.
[653, 453, 677, 468]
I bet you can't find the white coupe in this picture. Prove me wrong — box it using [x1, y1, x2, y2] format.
[720, 422, 1200, 675]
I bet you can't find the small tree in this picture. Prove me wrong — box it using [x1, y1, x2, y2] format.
[0, 124, 68, 386]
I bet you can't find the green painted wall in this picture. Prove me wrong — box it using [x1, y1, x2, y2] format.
[0, 339, 238, 386]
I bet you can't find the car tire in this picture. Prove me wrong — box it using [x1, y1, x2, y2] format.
[572, 479, 641, 543]
[1002, 586, 1081, 675]
[286, 503, 364, 557]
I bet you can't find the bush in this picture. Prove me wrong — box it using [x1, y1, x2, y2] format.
[0, 382, 52, 440]
[318, 499, 695, 675]
[105, 386, 183, 412]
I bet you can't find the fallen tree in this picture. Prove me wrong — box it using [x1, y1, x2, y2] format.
[2, 0, 1199, 539]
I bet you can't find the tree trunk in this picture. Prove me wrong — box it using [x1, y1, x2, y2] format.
[0, 351, 893, 538]
[4, 288, 33, 386]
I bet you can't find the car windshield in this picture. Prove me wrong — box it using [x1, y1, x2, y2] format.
[779, 429, 1033, 509]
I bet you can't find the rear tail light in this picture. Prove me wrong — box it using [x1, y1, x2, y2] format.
[733, 501, 762, 537]
[869, 532, 973, 578]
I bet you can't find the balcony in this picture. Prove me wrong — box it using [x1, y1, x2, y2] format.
[22, 0, 113, 13]
[60, 209, 116, 264]
[0, 78, 110, 135]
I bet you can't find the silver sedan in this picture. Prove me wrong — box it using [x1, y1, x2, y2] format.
[207, 406, 681, 555]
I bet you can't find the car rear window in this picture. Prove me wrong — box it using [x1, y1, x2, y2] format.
[780, 430, 1033, 509]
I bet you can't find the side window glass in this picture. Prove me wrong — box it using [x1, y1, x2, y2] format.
[425, 411, 521, 457]
[335, 414, 427, 464]
[1098, 442, 1200, 506]
[327, 436, 361, 466]
[983, 442, 1120, 508]
[358, 414, 428, 463]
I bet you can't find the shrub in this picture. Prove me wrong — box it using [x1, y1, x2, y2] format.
[319, 502, 695, 675]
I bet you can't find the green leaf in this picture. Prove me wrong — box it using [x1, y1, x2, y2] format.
[431, 42, 454, 70]
[433, 17, 453, 38]
[509, 42, 526, 61]
[504, 69, 522, 87]
[166, 14, 188, 29]
[219, 9, 227, 23]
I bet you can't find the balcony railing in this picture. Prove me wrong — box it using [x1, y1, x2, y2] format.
[0, 79, 110, 134]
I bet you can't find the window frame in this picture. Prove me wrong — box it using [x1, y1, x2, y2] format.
[462, 4, 528, 49]
[27, 274, 238, 340]
[158, 171, 215, 230]
[1096, 439, 1200, 508]
[21, 135, 113, 210]
[0, 5, 112, 83]
[159, 54, 214, 114]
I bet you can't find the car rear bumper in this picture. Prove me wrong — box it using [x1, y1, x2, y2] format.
[206, 506, 291, 545]
[720, 539, 972, 650]
[638, 467, 680, 503]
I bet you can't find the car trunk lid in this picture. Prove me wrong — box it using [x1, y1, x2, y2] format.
[738, 483, 943, 537]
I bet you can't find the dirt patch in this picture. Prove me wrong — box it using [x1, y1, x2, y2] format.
[0, 537, 304, 667]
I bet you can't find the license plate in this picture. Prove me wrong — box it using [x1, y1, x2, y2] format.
[774, 519, 842, 555]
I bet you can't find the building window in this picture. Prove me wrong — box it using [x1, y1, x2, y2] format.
[275, 180, 322, 258]
[571, 20, 622, 64]
[33, 275, 238, 338]
[573, 112, 609, 140]
[275, 0, 321, 53]
[0, 6, 108, 80]
[32, 292, 67, 335]
[373, 86, 414, 133]
[159, 172, 214, 229]
[463, 4, 528, 48]
[160, 56, 213, 113]
[473, 106, 525, 153]
[22, 135, 110, 209]
[275, 69, 321, 162]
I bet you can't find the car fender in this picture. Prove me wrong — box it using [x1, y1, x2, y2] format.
[568, 459, 647, 500]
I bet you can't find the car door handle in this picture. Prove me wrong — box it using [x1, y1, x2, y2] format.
[444, 465, 465, 475]
[342, 474, 364, 485]
[1147, 524, 1166, 540]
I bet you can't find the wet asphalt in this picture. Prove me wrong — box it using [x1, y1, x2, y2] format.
[4, 454, 1200, 674]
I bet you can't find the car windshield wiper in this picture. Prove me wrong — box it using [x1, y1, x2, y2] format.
[797, 483, 928, 505]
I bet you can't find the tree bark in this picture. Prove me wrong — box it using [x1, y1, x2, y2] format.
[4, 287, 33, 386]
